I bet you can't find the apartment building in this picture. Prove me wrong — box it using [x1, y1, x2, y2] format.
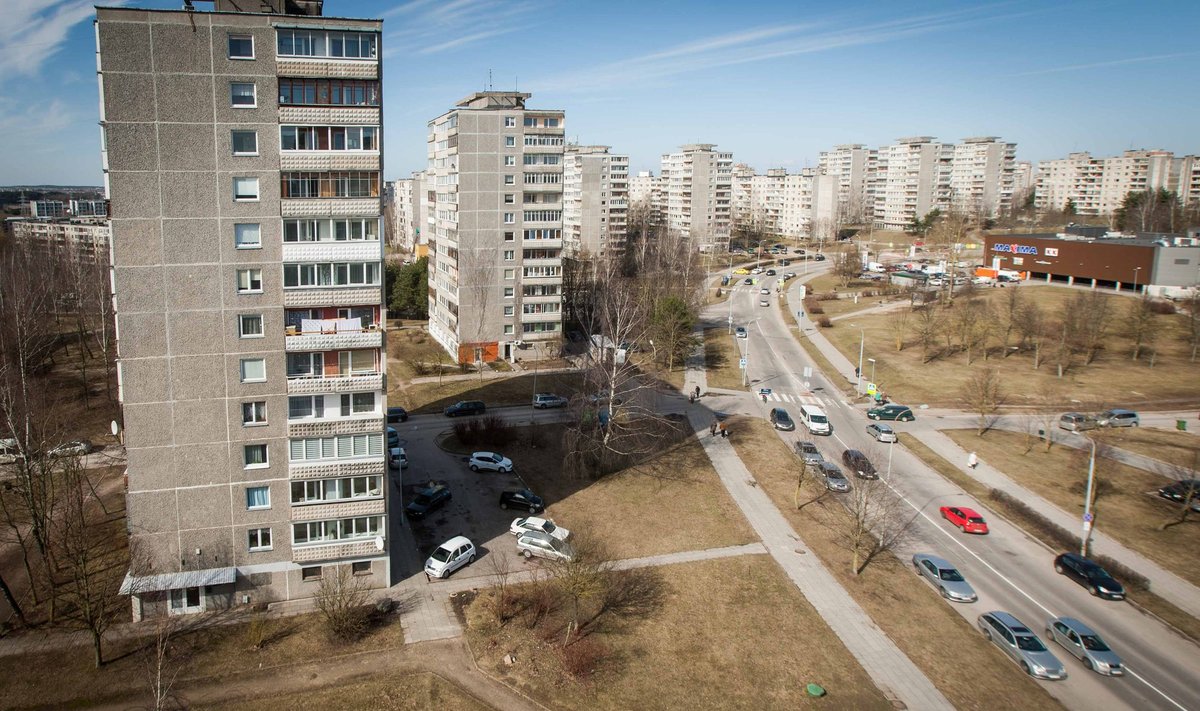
[731, 163, 755, 226]
[659, 144, 733, 252]
[426, 92, 565, 364]
[97, 1, 388, 619]
[817, 144, 873, 223]
[10, 218, 110, 260]
[628, 170, 659, 207]
[387, 173, 424, 253]
[29, 200, 67, 218]
[730, 167, 837, 241]
[1012, 161, 1034, 208]
[873, 137, 953, 231]
[1034, 149, 1194, 216]
[949, 137, 1017, 216]
[562, 145, 628, 259]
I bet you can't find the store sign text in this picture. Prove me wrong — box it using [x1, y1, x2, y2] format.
[992, 243, 1038, 255]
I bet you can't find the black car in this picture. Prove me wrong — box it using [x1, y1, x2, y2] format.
[499, 488, 544, 513]
[387, 407, 409, 423]
[387, 427, 399, 449]
[841, 449, 878, 479]
[1157, 479, 1200, 512]
[406, 483, 452, 520]
[765, 269, 777, 276]
[1054, 552, 1125, 600]
[814, 254, 826, 262]
[444, 400, 486, 417]
[769, 408, 795, 431]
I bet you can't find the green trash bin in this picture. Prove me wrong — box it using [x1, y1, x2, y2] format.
[806, 683, 826, 697]
[1177, 419, 1187, 432]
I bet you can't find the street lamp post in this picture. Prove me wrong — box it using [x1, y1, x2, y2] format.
[856, 329, 864, 394]
[742, 328, 750, 387]
[867, 357, 876, 386]
[1081, 436, 1097, 556]
[1133, 266, 1142, 294]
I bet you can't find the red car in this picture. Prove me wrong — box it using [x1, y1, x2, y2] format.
[940, 506, 989, 534]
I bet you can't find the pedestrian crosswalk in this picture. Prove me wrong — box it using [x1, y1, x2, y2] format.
[760, 391, 822, 406]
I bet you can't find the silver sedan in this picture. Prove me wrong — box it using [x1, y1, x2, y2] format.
[912, 553, 977, 603]
[1045, 617, 1124, 676]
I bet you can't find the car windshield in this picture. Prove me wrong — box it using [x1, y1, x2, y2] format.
[829, 471, 846, 480]
[1080, 635, 1110, 651]
[1016, 635, 1046, 652]
[542, 521, 557, 533]
[517, 489, 536, 500]
[777, 413, 791, 422]
[412, 494, 432, 506]
[430, 547, 452, 562]
[968, 517, 985, 524]
[938, 568, 965, 582]
[810, 415, 827, 423]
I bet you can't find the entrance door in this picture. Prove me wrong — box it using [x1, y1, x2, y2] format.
[169, 586, 204, 615]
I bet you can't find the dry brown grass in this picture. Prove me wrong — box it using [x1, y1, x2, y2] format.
[392, 370, 587, 415]
[464, 556, 894, 710]
[388, 326, 454, 380]
[703, 327, 744, 391]
[727, 419, 1064, 711]
[1092, 426, 1200, 463]
[198, 672, 488, 710]
[821, 286, 1200, 407]
[942, 429, 1200, 587]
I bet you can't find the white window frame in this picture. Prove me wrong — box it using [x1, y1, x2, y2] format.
[246, 485, 271, 510]
[243, 444, 269, 469]
[504, 117, 516, 127]
[505, 136, 516, 147]
[503, 213, 514, 224]
[504, 175, 515, 185]
[503, 287, 514, 298]
[248, 527, 273, 551]
[504, 305, 514, 316]
[238, 314, 264, 339]
[231, 129, 258, 156]
[234, 223, 261, 249]
[236, 268, 263, 294]
[242, 400, 267, 425]
[230, 82, 257, 108]
[503, 324, 514, 335]
[239, 358, 266, 383]
[503, 268, 515, 280]
[228, 34, 255, 60]
[504, 155, 516, 166]
[169, 587, 204, 615]
[233, 177, 260, 202]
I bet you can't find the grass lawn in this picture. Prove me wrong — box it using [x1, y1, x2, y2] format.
[820, 286, 1200, 408]
[198, 672, 487, 710]
[942, 429, 1200, 588]
[464, 556, 894, 710]
[388, 326, 455, 381]
[727, 419, 1064, 711]
[703, 327, 745, 390]
[1093, 426, 1200, 465]
[511, 424, 757, 559]
[391, 369, 586, 414]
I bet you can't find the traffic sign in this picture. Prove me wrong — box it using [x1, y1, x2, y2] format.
[739, 358, 747, 369]
[1083, 512, 1094, 523]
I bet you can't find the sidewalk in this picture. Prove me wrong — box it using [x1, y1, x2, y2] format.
[909, 427, 1200, 618]
[786, 274, 861, 389]
[682, 388, 953, 708]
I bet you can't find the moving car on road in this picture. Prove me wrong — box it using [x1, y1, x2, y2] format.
[1058, 412, 1098, 432]
[1044, 617, 1123, 676]
[499, 488, 544, 513]
[866, 422, 897, 443]
[469, 451, 513, 473]
[977, 611, 1067, 680]
[509, 516, 570, 541]
[1097, 408, 1139, 428]
[912, 553, 977, 602]
[1053, 552, 1126, 600]
[444, 400, 486, 417]
[532, 393, 568, 409]
[940, 506, 989, 534]
[516, 530, 574, 562]
[867, 404, 915, 421]
[735, 327, 747, 339]
[794, 441, 823, 466]
[841, 449, 878, 479]
[387, 406, 409, 423]
[406, 482, 451, 520]
[424, 536, 476, 579]
[819, 462, 851, 492]
[769, 408, 795, 431]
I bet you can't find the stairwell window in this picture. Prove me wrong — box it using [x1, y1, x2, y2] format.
[238, 314, 264, 338]
[231, 130, 258, 156]
[243, 444, 269, 469]
[228, 35, 254, 60]
[230, 82, 256, 107]
[239, 358, 266, 383]
[234, 223, 261, 249]
[233, 177, 260, 202]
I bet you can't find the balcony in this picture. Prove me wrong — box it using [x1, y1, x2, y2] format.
[288, 415, 385, 439]
[285, 321, 383, 352]
[288, 456, 386, 480]
[520, 311, 561, 324]
[292, 536, 386, 564]
[287, 372, 383, 395]
[283, 287, 381, 308]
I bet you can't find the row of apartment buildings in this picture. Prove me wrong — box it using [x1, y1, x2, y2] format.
[1034, 149, 1200, 216]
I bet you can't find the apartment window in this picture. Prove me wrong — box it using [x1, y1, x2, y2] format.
[544, 118, 560, 128]
[504, 117, 516, 127]
[504, 175, 515, 185]
[504, 305, 514, 316]
[239, 358, 266, 383]
[280, 171, 380, 199]
[505, 136, 516, 148]
[228, 34, 254, 59]
[236, 269, 263, 293]
[288, 395, 323, 420]
[286, 352, 323, 378]
[238, 314, 264, 338]
[288, 433, 384, 462]
[301, 566, 322, 581]
[248, 527, 272, 551]
[284, 218, 379, 242]
[339, 392, 376, 416]
[280, 126, 378, 152]
[233, 177, 260, 201]
[242, 401, 267, 425]
[504, 325, 514, 335]
[504, 194, 514, 204]
[246, 485, 271, 509]
[283, 262, 380, 288]
[503, 213, 514, 224]
[503, 231, 514, 241]
[352, 561, 371, 575]
[504, 268, 515, 279]
[503, 250, 514, 261]
[231, 130, 258, 155]
[277, 29, 376, 59]
[243, 444, 268, 468]
[234, 223, 261, 249]
[504, 156, 515, 166]
[290, 475, 381, 504]
[504, 287, 514, 298]
[230, 82, 256, 107]
[523, 117, 536, 127]
[292, 516, 383, 546]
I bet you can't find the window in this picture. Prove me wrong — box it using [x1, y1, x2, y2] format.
[503, 213, 514, 224]
[228, 34, 254, 59]
[239, 358, 266, 382]
[292, 516, 383, 546]
[242, 401, 267, 425]
[503, 250, 514, 261]
[280, 171, 380, 198]
[503, 324, 514, 335]
[231, 130, 258, 155]
[248, 527, 272, 551]
[280, 126, 378, 152]
[284, 218, 379, 242]
[233, 177, 260, 201]
[504, 305, 514, 316]
[277, 29, 376, 59]
[504, 287, 514, 298]
[504, 117, 516, 127]
[243, 444, 268, 468]
[288, 395, 323, 419]
[340, 392, 375, 416]
[169, 587, 202, 614]
[290, 475, 382, 504]
[504, 194, 514, 204]
[524, 117, 537, 127]
[505, 136, 515, 148]
[504, 175, 515, 185]
[278, 78, 379, 107]
[288, 433, 384, 462]
[504, 156, 516, 166]
[246, 485, 271, 509]
[283, 262, 380, 288]
[236, 269, 263, 293]
[234, 223, 261, 249]
[301, 566, 322, 581]
[230, 82, 256, 107]
[352, 561, 371, 575]
[238, 314, 264, 338]
[503, 231, 514, 241]
[503, 268, 515, 279]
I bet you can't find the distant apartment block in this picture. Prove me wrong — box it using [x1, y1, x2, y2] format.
[628, 170, 660, 207]
[426, 92, 564, 364]
[817, 144, 873, 223]
[10, 218, 110, 259]
[71, 199, 110, 217]
[1034, 149, 1198, 216]
[29, 200, 66, 218]
[949, 137, 1017, 216]
[98, 0, 388, 619]
[873, 136, 953, 231]
[730, 167, 836, 240]
[660, 144, 733, 252]
[562, 145, 628, 259]
[387, 173, 425, 253]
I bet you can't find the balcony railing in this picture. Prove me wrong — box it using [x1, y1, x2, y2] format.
[285, 321, 383, 352]
[287, 372, 384, 395]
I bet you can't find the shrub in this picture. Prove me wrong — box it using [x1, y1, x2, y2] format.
[803, 298, 824, 315]
[1149, 299, 1177, 315]
[816, 316, 833, 328]
[559, 635, 607, 680]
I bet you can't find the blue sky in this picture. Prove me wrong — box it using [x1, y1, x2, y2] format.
[2, 0, 1197, 185]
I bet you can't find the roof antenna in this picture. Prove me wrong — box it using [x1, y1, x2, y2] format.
[487, 69, 493, 91]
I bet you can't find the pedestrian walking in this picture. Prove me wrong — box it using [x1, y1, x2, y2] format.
[719, 422, 728, 438]
[694, 385, 701, 399]
[710, 420, 718, 437]
[967, 451, 978, 469]
[689, 393, 695, 404]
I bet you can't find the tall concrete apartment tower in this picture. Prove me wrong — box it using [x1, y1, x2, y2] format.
[426, 92, 565, 364]
[97, 1, 389, 618]
[817, 144, 873, 223]
[949, 137, 1017, 217]
[660, 144, 733, 252]
[562, 145, 629, 260]
[873, 137, 953, 231]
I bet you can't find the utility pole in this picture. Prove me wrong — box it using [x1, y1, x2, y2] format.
[856, 329, 864, 395]
[1081, 436, 1097, 557]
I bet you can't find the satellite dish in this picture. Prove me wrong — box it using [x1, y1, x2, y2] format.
[374, 535, 385, 551]
[110, 420, 121, 436]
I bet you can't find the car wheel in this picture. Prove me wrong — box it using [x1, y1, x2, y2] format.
[903, 415, 913, 422]
[958, 524, 965, 532]
[500, 502, 508, 510]
[1084, 658, 1094, 672]
[467, 554, 475, 565]
[939, 587, 949, 599]
[500, 466, 510, 473]
[529, 506, 538, 514]
[1021, 662, 1032, 676]
[523, 549, 533, 559]
[469, 464, 479, 472]
[1054, 563, 1064, 574]
[1089, 585, 1099, 597]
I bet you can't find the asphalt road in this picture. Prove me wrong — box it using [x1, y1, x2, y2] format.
[725, 271, 1200, 711]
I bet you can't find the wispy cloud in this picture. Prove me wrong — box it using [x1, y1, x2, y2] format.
[0, 96, 75, 137]
[1009, 51, 1199, 77]
[382, 0, 537, 56]
[0, 1, 110, 79]
[532, 5, 1037, 93]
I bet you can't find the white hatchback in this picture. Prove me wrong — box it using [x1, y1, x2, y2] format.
[424, 536, 476, 579]
[509, 516, 570, 541]
[469, 451, 513, 473]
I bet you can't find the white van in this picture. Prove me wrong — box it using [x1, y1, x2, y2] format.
[798, 405, 831, 436]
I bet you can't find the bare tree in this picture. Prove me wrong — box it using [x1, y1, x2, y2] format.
[1158, 450, 1200, 532]
[314, 564, 371, 642]
[1124, 294, 1158, 362]
[887, 306, 910, 352]
[832, 248, 860, 288]
[1180, 293, 1200, 362]
[542, 535, 612, 644]
[835, 478, 918, 575]
[142, 615, 189, 711]
[954, 298, 990, 364]
[1017, 301, 1046, 369]
[1074, 290, 1111, 365]
[913, 305, 940, 363]
[998, 286, 1023, 357]
[960, 367, 1005, 436]
[487, 552, 515, 624]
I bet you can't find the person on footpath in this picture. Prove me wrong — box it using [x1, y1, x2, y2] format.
[710, 420, 718, 437]
[967, 451, 978, 469]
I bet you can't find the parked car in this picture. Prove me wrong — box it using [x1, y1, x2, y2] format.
[841, 449, 877, 479]
[735, 327, 748, 339]
[733, 268, 750, 275]
[406, 482, 451, 520]
[1058, 412, 1099, 432]
[940, 505, 989, 534]
[819, 461, 851, 492]
[1053, 552, 1125, 600]
[0, 438, 19, 465]
[48, 440, 94, 458]
[469, 451, 513, 473]
[912, 553, 977, 602]
[977, 611, 1067, 680]
[532, 393, 568, 409]
[1157, 479, 1200, 512]
[867, 404, 915, 421]
[760, 287, 770, 295]
[794, 441, 824, 466]
[499, 488, 544, 513]
[769, 408, 795, 431]
[866, 422, 898, 443]
[760, 298, 770, 307]
[509, 516, 570, 541]
[1097, 408, 1139, 428]
[1045, 617, 1123, 676]
[387, 427, 400, 449]
[444, 400, 486, 417]
[424, 536, 475, 579]
[387, 406, 409, 423]
[516, 530, 575, 562]
[388, 447, 408, 470]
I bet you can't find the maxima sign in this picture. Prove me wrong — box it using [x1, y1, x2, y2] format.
[991, 243, 1038, 255]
